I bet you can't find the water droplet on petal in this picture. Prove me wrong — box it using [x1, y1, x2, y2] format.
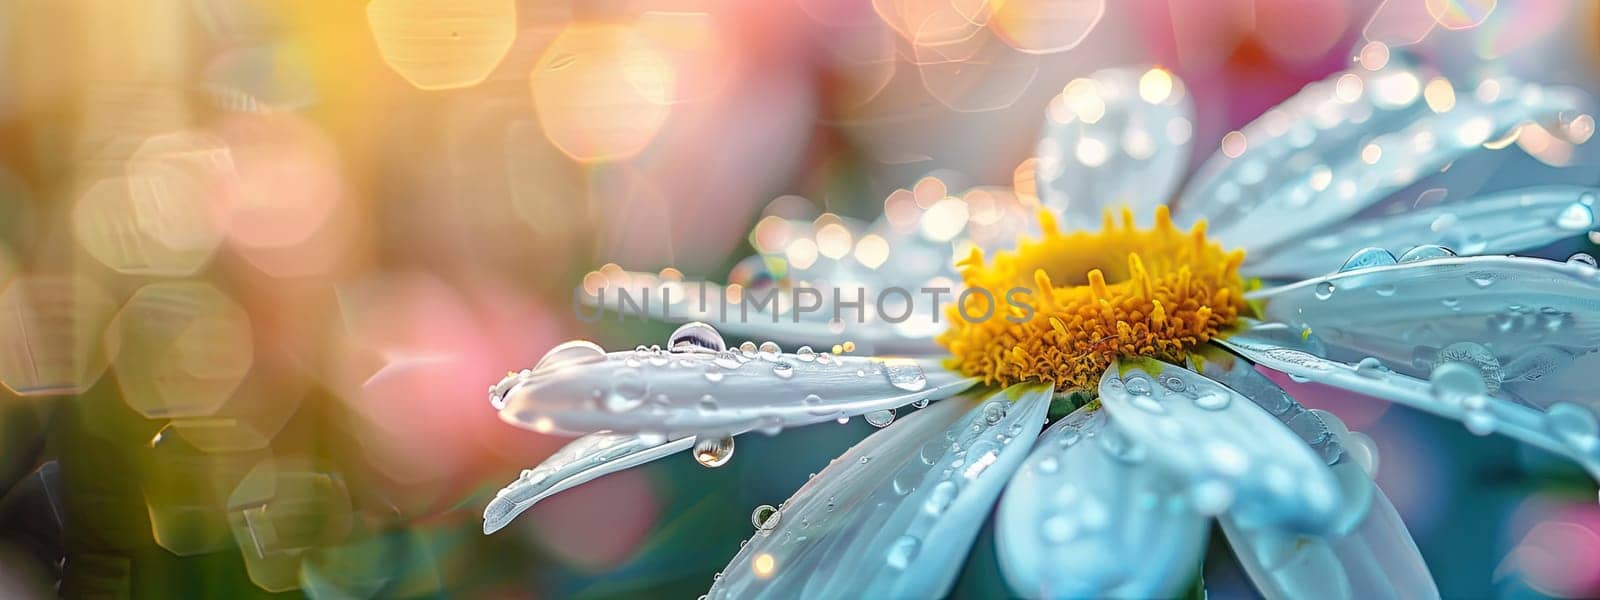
[1431, 361, 1488, 400]
[535, 340, 607, 371]
[879, 358, 928, 391]
[1437, 341, 1503, 393]
[772, 362, 794, 379]
[758, 341, 781, 359]
[698, 395, 718, 412]
[1398, 244, 1456, 262]
[885, 535, 920, 570]
[795, 346, 816, 362]
[751, 504, 781, 530]
[1354, 357, 1389, 378]
[607, 369, 648, 412]
[1338, 247, 1397, 272]
[1568, 253, 1599, 268]
[1555, 200, 1596, 230]
[865, 408, 896, 428]
[1314, 281, 1336, 300]
[694, 436, 735, 467]
[1545, 402, 1599, 453]
[912, 398, 930, 408]
[981, 401, 1007, 424]
[1193, 390, 1230, 410]
[669, 321, 725, 352]
[923, 481, 958, 515]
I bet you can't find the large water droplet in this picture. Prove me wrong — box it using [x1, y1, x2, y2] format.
[1555, 200, 1596, 230]
[885, 535, 920, 570]
[865, 408, 896, 428]
[758, 341, 781, 360]
[535, 340, 607, 371]
[1354, 357, 1389, 378]
[1436, 341, 1503, 393]
[1568, 253, 1599, 269]
[880, 358, 928, 391]
[669, 322, 725, 353]
[924, 481, 958, 515]
[1545, 403, 1599, 453]
[1193, 389, 1230, 410]
[1398, 244, 1456, 262]
[739, 341, 758, 357]
[1431, 361, 1488, 400]
[607, 369, 648, 412]
[1338, 247, 1397, 272]
[751, 504, 781, 530]
[772, 362, 794, 379]
[981, 401, 1007, 424]
[694, 436, 735, 467]
[795, 346, 816, 362]
[1314, 281, 1336, 300]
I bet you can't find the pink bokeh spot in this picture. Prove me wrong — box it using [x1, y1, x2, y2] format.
[526, 469, 661, 571]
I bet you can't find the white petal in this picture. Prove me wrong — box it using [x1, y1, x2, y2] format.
[1193, 357, 1439, 600]
[1035, 66, 1195, 229]
[1099, 358, 1343, 532]
[707, 384, 1052, 599]
[497, 345, 975, 437]
[483, 432, 695, 534]
[1248, 255, 1600, 409]
[1247, 186, 1600, 279]
[1177, 65, 1588, 253]
[997, 406, 1207, 599]
[1219, 322, 1600, 481]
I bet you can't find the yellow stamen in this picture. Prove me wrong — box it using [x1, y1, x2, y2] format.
[938, 206, 1252, 391]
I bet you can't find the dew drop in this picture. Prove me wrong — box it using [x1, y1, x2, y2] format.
[1398, 244, 1456, 262]
[1338, 247, 1397, 272]
[1374, 284, 1396, 297]
[698, 395, 718, 412]
[739, 341, 758, 357]
[1555, 200, 1596, 230]
[1354, 357, 1389, 378]
[534, 340, 607, 372]
[1035, 455, 1059, 474]
[772, 362, 794, 379]
[924, 481, 958, 515]
[795, 346, 817, 362]
[1314, 281, 1336, 299]
[1467, 272, 1496, 288]
[865, 408, 896, 428]
[751, 504, 781, 530]
[1124, 375, 1153, 396]
[804, 393, 822, 405]
[912, 398, 930, 409]
[1545, 402, 1599, 452]
[1431, 361, 1489, 400]
[880, 359, 928, 391]
[1568, 253, 1599, 269]
[704, 369, 724, 383]
[607, 370, 648, 412]
[694, 436, 735, 467]
[1193, 389, 1230, 410]
[669, 322, 725, 353]
[1436, 341, 1503, 393]
[981, 401, 1007, 424]
[713, 350, 743, 370]
[885, 535, 920, 570]
[758, 341, 782, 359]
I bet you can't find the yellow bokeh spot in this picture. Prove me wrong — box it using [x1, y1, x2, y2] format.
[366, 0, 518, 90]
[532, 24, 676, 162]
[938, 206, 1250, 392]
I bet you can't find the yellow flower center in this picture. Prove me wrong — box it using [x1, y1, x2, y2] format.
[937, 206, 1251, 391]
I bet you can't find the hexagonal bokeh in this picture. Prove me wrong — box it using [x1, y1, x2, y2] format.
[104, 281, 253, 418]
[0, 275, 117, 396]
[226, 459, 354, 593]
[366, 0, 517, 90]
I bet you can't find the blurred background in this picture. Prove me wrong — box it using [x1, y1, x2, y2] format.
[0, 0, 1598, 597]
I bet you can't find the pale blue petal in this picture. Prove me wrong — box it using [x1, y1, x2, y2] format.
[1248, 254, 1600, 409]
[1035, 66, 1194, 229]
[1220, 321, 1600, 481]
[1176, 64, 1588, 253]
[1191, 346, 1439, 599]
[483, 432, 695, 534]
[997, 406, 1207, 599]
[707, 384, 1052, 599]
[496, 343, 975, 438]
[1247, 186, 1600, 279]
[1099, 358, 1342, 532]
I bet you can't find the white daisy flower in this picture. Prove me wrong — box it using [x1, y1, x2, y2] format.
[483, 60, 1600, 599]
